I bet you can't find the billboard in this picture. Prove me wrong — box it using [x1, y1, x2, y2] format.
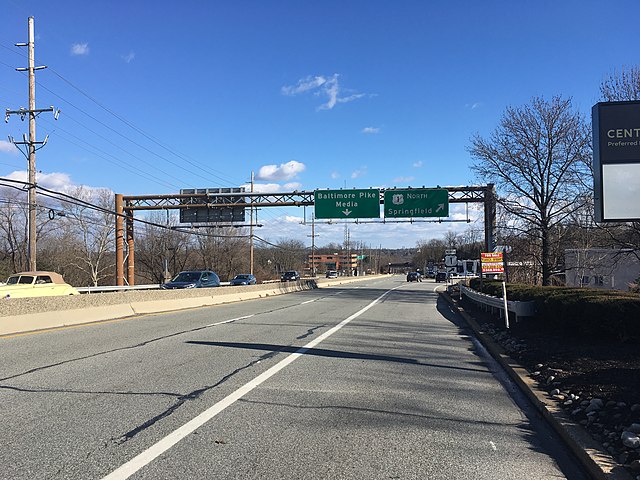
[592, 101, 640, 222]
[481, 252, 504, 274]
[179, 187, 246, 224]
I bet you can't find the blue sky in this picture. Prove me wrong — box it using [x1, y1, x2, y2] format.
[1, 1, 638, 249]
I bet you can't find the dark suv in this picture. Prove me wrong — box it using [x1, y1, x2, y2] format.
[281, 271, 300, 282]
[435, 271, 448, 283]
[162, 270, 221, 289]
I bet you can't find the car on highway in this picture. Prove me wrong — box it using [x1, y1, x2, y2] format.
[0, 271, 80, 299]
[161, 270, 221, 289]
[406, 271, 421, 282]
[325, 270, 338, 279]
[435, 271, 448, 282]
[281, 270, 300, 282]
[229, 274, 257, 286]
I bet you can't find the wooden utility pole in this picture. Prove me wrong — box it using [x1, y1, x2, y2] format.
[6, 16, 58, 271]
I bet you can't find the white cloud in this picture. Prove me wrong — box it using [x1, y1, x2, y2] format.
[256, 160, 305, 181]
[3, 170, 113, 197]
[393, 176, 415, 183]
[281, 76, 327, 96]
[330, 171, 340, 179]
[122, 51, 135, 63]
[282, 74, 368, 111]
[0, 141, 19, 155]
[71, 43, 89, 56]
[6, 170, 74, 191]
[244, 182, 301, 193]
[284, 215, 304, 223]
[412, 161, 423, 168]
[465, 102, 482, 110]
[362, 127, 380, 134]
[351, 167, 367, 179]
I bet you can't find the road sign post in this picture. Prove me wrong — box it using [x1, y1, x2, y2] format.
[314, 189, 380, 219]
[383, 188, 449, 218]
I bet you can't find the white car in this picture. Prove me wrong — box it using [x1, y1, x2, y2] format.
[0, 271, 80, 299]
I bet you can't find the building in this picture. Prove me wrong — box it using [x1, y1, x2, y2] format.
[564, 249, 640, 291]
[307, 252, 358, 275]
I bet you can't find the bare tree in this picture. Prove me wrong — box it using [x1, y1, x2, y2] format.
[469, 96, 592, 285]
[414, 238, 446, 266]
[196, 227, 248, 281]
[270, 239, 306, 274]
[55, 187, 116, 286]
[135, 212, 189, 284]
[0, 187, 58, 275]
[600, 65, 640, 102]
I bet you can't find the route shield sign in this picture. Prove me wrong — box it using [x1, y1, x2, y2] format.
[383, 188, 449, 218]
[314, 189, 380, 219]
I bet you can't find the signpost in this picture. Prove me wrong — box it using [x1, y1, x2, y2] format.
[481, 252, 508, 328]
[383, 188, 449, 218]
[314, 189, 380, 219]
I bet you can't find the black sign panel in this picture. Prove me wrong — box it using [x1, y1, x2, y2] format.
[592, 102, 640, 222]
[179, 187, 246, 224]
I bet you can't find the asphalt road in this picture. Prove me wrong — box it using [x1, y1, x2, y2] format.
[0, 276, 589, 479]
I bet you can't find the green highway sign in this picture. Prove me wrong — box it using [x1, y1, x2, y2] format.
[383, 188, 449, 218]
[314, 189, 380, 219]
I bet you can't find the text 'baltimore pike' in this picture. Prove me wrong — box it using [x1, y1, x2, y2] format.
[316, 190, 377, 207]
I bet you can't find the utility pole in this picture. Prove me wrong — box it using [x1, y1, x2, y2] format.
[249, 171, 254, 275]
[5, 16, 58, 271]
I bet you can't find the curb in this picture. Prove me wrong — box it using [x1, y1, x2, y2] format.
[440, 290, 633, 480]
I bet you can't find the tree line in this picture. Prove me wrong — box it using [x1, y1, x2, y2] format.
[1, 68, 639, 287]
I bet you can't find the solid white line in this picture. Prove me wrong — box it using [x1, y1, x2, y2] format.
[102, 286, 399, 480]
[300, 299, 315, 305]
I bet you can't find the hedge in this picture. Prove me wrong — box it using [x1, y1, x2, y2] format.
[467, 278, 640, 341]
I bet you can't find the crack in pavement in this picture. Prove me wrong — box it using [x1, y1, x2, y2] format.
[0, 290, 345, 383]
[112, 347, 285, 445]
[0, 384, 183, 397]
[296, 324, 327, 340]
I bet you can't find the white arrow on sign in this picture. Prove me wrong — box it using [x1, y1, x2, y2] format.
[342, 209, 352, 216]
[436, 203, 445, 212]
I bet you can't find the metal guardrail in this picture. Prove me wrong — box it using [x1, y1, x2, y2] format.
[460, 285, 536, 323]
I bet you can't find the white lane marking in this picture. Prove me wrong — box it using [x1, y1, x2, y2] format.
[300, 300, 315, 305]
[489, 441, 497, 451]
[203, 314, 254, 328]
[102, 286, 400, 480]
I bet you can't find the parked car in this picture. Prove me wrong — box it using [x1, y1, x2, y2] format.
[325, 270, 338, 279]
[0, 271, 80, 299]
[281, 270, 300, 281]
[435, 271, 448, 283]
[229, 274, 257, 286]
[161, 270, 220, 289]
[406, 271, 421, 282]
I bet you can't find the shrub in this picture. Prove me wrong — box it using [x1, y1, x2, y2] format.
[466, 278, 640, 341]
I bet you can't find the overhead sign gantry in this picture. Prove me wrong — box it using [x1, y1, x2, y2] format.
[115, 185, 495, 285]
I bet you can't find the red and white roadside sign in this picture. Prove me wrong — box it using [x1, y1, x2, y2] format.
[481, 252, 504, 274]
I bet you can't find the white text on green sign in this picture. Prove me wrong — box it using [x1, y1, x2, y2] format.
[314, 189, 380, 219]
[383, 188, 449, 218]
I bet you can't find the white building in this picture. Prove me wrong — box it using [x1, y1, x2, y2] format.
[564, 248, 640, 291]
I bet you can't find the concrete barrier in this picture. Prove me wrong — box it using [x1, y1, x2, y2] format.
[0, 275, 382, 336]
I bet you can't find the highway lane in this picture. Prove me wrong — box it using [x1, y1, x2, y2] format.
[0, 276, 588, 479]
